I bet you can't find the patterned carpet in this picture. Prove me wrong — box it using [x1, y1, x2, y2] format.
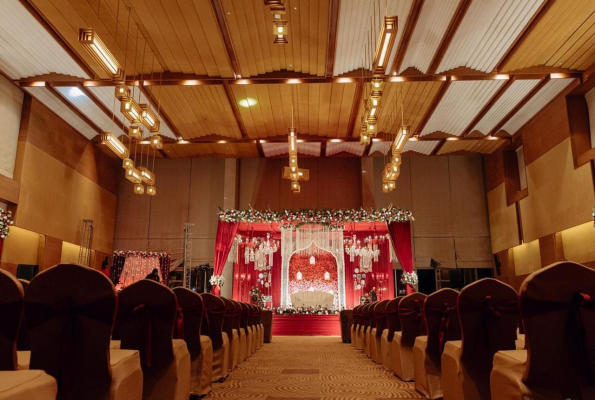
[208, 336, 422, 400]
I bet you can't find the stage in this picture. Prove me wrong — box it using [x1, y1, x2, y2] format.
[272, 314, 341, 336]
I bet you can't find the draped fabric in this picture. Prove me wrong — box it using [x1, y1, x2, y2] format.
[213, 221, 239, 294]
[387, 221, 415, 294]
[111, 255, 126, 285]
[344, 253, 357, 308]
[271, 250, 282, 307]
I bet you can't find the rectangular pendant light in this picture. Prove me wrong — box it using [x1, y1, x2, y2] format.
[149, 135, 163, 150]
[146, 186, 157, 196]
[79, 29, 124, 80]
[120, 97, 143, 124]
[393, 125, 411, 152]
[128, 125, 142, 139]
[288, 128, 297, 156]
[122, 158, 134, 170]
[115, 84, 130, 100]
[101, 132, 129, 159]
[371, 78, 385, 94]
[126, 167, 142, 184]
[134, 183, 145, 195]
[273, 21, 288, 44]
[140, 105, 160, 132]
[291, 181, 300, 193]
[372, 16, 398, 75]
[282, 166, 309, 181]
[138, 166, 155, 185]
[366, 120, 377, 136]
[289, 155, 298, 169]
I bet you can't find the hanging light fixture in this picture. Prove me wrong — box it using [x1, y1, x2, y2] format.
[291, 181, 300, 193]
[138, 166, 155, 185]
[392, 125, 411, 153]
[128, 125, 142, 139]
[273, 20, 288, 44]
[372, 16, 398, 75]
[133, 183, 145, 195]
[120, 97, 143, 124]
[140, 105, 160, 132]
[101, 132, 129, 159]
[149, 135, 163, 149]
[146, 185, 157, 196]
[115, 84, 130, 100]
[122, 158, 134, 170]
[125, 167, 142, 184]
[79, 29, 124, 80]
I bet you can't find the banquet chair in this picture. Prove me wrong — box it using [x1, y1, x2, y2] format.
[491, 262, 595, 400]
[414, 288, 461, 399]
[16, 279, 30, 351]
[361, 303, 372, 356]
[372, 300, 389, 364]
[116, 279, 190, 400]
[249, 304, 259, 353]
[441, 279, 518, 400]
[381, 297, 402, 371]
[351, 305, 360, 347]
[0, 370, 57, 400]
[24, 263, 144, 400]
[393, 292, 427, 381]
[220, 297, 239, 372]
[231, 300, 243, 367]
[173, 288, 213, 397]
[240, 302, 253, 361]
[201, 293, 229, 382]
[368, 302, 380, 362]
[0, 270, 23, 372]
[256, 305, 264, 347]
[238, 303, 250, 363]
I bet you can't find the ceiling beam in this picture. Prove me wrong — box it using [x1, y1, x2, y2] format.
[390, 0, 424, 76]
[77, 84, 128, 135]
[137, 85, 183, 140]
[461, 77, 516, 137]
[321, 140, 327, 157]
[430, 139, 446, 155]
[347, 82, 364, 138]
[495, 0, 554, 73]
[427, 0, 472, 75]
[363, 141, 372, 156]
[210, 0, 242, 78]
[223, 81, 249, 140]
[256, 140, 265, 157]
[325, 0, 340, 77]
[414, 77, 451, 136]
[488, 76, 551, 136]
[45, 84, 102, 135]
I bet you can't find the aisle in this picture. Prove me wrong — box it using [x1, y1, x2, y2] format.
[209, 336, 422, 399]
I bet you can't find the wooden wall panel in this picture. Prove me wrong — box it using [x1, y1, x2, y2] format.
[409, 156, 453, 237]
[371, 157, 412, 210]
[40, 236, 62, 271]
[484, 149, 505, 192]
[238, 158, 282, 210]
[487, 184, 520, 253]
[512, 240, 541, 276]
[560, 222, 595, 265]
[455, 237, 493, 268]
[113, 174, 151, 251]
[414, 237, 456, 269]
[0, 226, 41, 266]
[317, 158, 361, 210]
[519, 138, 594, 242]
[449, 156, 490, 237]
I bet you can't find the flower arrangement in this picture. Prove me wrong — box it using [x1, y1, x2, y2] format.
[273, 305, 340, 315]
[209, 275, 225, 288]
[401, 270, 418, 287]
[219, 206, 413, 225]
[360, 294, 370, 304]
[0, 208, 13, 239]
[113, 250, 171, 259]
[249, 286, 261, 302]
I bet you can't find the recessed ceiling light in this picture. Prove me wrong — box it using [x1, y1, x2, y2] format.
[294, 7, 297, 10]
[239, 98, 257, 107]
[178, 139, 189, 144]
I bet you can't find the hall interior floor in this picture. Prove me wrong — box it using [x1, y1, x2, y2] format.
[209, 336, 422, 399]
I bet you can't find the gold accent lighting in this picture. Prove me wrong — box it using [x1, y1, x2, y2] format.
[291, 181, 300, 193]
[138, 167, 155, 185]
[79, 29, 124, 80]
[372, 16, 398, 75]
[115, 84, 130, 100]
[273, 20, 289, 44]
[146, 186, 157, 196]
[140, 105, 160, 132]
[101, 132, 129, 159]
[122, 158, 134, 170]
[149, 135, 163, 150]
[125, 167, 142, 184]
[134, 183, 145, 195]
[120, 97, 143, 124]
[128, 126, 142, 139]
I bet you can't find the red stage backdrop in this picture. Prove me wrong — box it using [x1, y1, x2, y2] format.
[288, 249, 338, 297]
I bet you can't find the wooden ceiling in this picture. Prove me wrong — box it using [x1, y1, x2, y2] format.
[4, 0, 595, 159]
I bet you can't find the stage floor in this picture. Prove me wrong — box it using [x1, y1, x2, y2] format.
[272, 314, 341, 336]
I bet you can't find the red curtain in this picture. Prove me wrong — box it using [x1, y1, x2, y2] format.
[232, 244, 281, 305]
[344, 253, 357, 308]
[387, 221, 415, 294]
[213, 221, 239, 294]
[271, 250, 282, 307]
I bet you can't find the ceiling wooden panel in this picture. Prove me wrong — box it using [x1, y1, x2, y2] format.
[368, 141, 391, 156]
[146, 85, 242, 139]
[126, 0, 233, 77]
[437, 0, 544, 73]
[55, 86, 122, 132]
[231, 82, 356, 138]
[403, 140, 440, 155]
[355, 81, 443, 138]
[222, 0, 329, 78]
[326, 142, 365, 156]
[333, 0, 413, 76]
[262, 142, 321, 157]
[501, 0, 595, 72]
[420, 80, 505, 137]
[437, 139, 506, 155]
[500, 78, 575, 135]
[30, 0, 162, 79]
[399, 0, 460, 74]
[162, 142, 259, 158]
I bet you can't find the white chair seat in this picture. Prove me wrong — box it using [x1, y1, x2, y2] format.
[0, 370, 57, 400]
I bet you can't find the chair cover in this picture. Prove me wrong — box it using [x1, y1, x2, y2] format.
[414, 288, 460, 399]
[371, 300, 389, 364]
[24, 263, 143, 400]
[350, 306, 360, 347]
[362, 303, 372, 356]
[0, 370, 57, 400]
[0, 270, 23, 371]
[221, 297, 239, 372]
[201, 293, 229, 382]
[392, 292, 426, 381]
[381, 297, 402, 371]
[117, 279, 190, 400]
[16, 279, 30, 351]
[231, 301, 243, 368]
[442, 279, 518, 400]
[261, 309, 273, 343]
[369, 302, 380, 362]
[239, 303, 251, 362]
[255, 306, 264, 347]
[249, 305, 259, 353]
[172, 288, 212, 397]
[491, 262, 595, 399]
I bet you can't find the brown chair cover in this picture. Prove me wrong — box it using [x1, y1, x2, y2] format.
[16, 279, 30, 352]
[339, 310, 353, 343]
[261, 309, 273, 343]
[0, 270, 24, 371]
[398, 293, 427, 347]
[350, 306, 360, 347]
[386, 297, 403, 342]
[362, 303, 372, 356]
[424, 288, 461, 363]
[249, 305, 259, 353]
[442, 278, 518, 400]
[0, 370, 58, 400]
[24, 264, 116, 400]
[239, 303, 250, 362]
[200, 294, 226, 350]
[381, 298, 401, 371]
[491, 262, 595, 399]
[374, 300, 389, 338]
[221, 298, 236, 352]
[221, 297, 239, 370]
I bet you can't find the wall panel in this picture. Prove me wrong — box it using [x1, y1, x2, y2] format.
[512, 240, 541, 276]
[487, 184, 519, 253]
[0, 74, 23, 179]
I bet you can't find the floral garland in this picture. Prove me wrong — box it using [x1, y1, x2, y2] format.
[401, 270, 418, 287]
[219, 206, 413, 225]
[113, 250, 171, 259]
[209, 275, 225, 287]
[0, 208, 13, 239]
[273, 305, 341, 315]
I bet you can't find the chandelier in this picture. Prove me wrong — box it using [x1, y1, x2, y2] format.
[344, 234, 387, 273]
[236, 233, 279, 271]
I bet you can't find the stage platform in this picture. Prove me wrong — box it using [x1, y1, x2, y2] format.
[272, 314, 341, 336]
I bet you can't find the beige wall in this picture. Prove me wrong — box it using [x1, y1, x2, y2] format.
[0, 75, 23, 179]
